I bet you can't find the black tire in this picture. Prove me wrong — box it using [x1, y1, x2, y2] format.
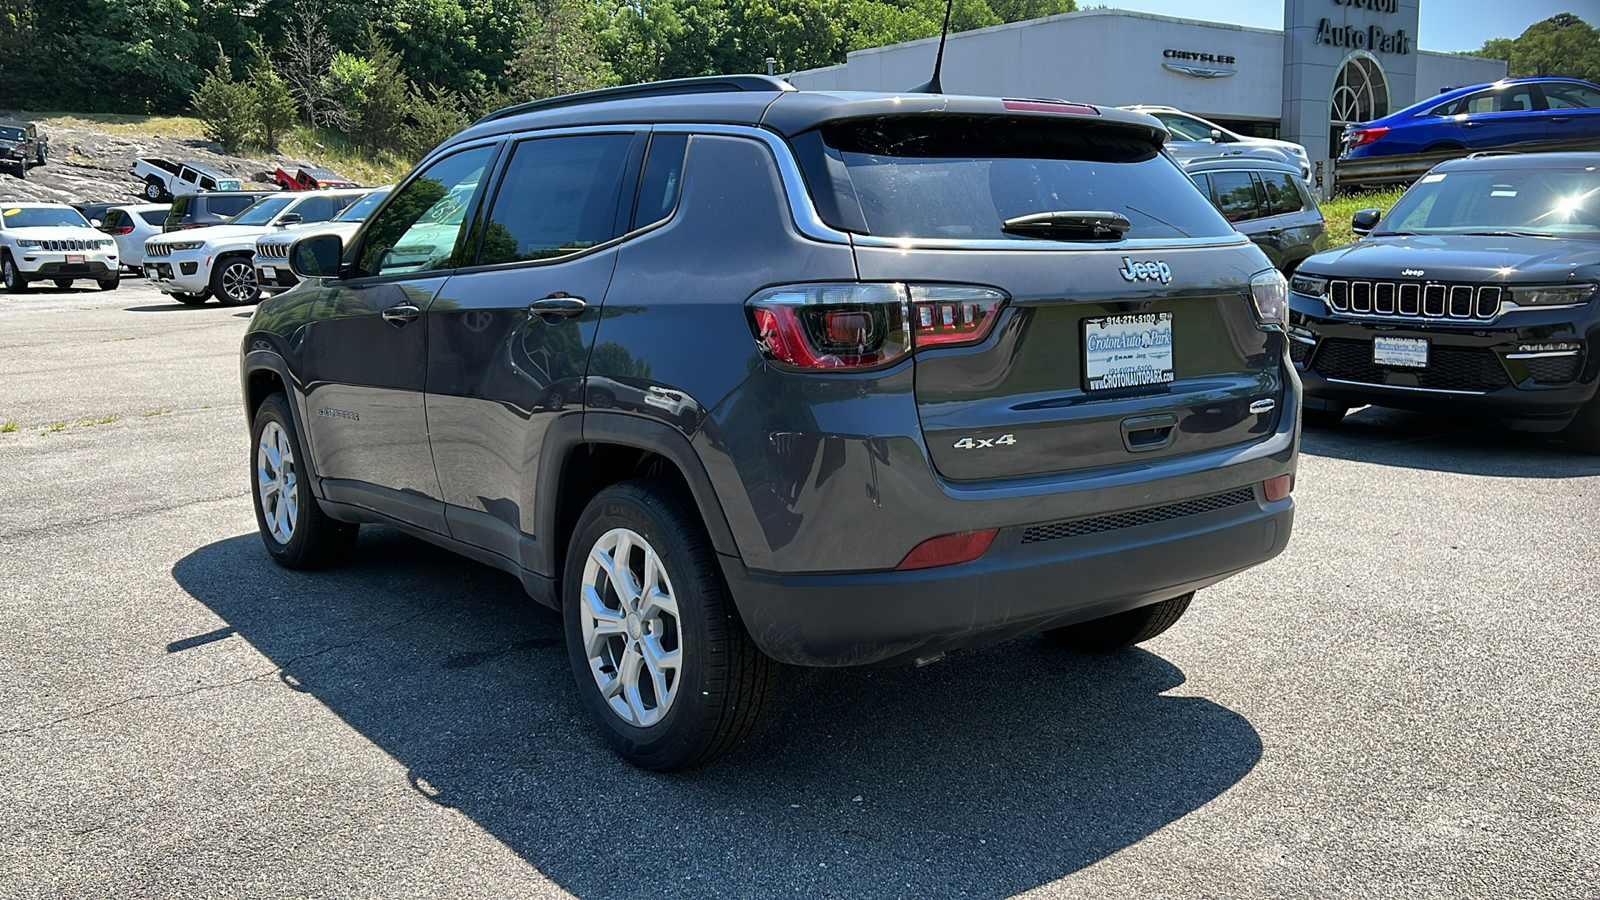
[172, 291, 210, 305]
[250, 391, 358, 569]
[2, 253, 28, 292]
[97, 273, 120, 291]
[34, 146, 45, 166]
[211, 255, 260, 306]
[564, 480, 778, 771]
[53, 278, 73, 290]
[1041, 592, 1195, 652]
[1302, 406, 1347, 428]
[144, 178, 166, 201]
[1563, 395, 1600, 455]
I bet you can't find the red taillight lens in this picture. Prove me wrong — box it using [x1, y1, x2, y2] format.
[1263, 474, 1292, 502]
[896, 529, 998, 570]
[182, 223, 207, 229]
[748, 283, 1006, 370]
[111, 225, 135, 235]
[1348, 127, 1389, 147]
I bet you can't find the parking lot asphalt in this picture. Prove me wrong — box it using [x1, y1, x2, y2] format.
[1, 279, 1596, 899]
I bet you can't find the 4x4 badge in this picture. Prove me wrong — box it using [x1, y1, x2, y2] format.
[1119, 258, 1172, 284]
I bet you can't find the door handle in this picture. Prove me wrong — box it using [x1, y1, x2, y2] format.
[382, 304, 421, 327]
[1463, 121, 1482, 128]
[1551, 116, 1573, 123]
[528, 293, 587, 319]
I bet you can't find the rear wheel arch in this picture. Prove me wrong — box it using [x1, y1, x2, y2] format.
[538, 413, 740, 599]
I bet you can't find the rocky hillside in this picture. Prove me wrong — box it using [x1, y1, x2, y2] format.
[0, 113, 382, 206]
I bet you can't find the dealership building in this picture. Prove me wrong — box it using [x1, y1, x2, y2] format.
[787, 0, 1507, 191]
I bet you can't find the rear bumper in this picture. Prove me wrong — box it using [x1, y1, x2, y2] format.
[723, 490, 1293, 667]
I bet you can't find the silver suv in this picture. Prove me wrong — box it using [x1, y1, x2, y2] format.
[1123, 105, 1310, 178]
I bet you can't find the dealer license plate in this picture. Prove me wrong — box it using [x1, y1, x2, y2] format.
[1084, 312, 1175, 391]
[260, 266, 276, 279]
[66, 254, 84, 264]
[1373, 336, 1428, 368]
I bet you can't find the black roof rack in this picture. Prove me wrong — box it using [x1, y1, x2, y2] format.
[475, 75, 796, 125]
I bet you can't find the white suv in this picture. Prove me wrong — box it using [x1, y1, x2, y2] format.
[144, 189, 366, 305]
[0, 203, 120, 292]
[254, 186, 390, 296]
[1120, 106, 1311, 178]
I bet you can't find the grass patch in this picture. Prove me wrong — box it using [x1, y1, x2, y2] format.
[79, 414, 119, 427]
[142, 407, 172, 417]
[31, 112, 207, 139]
[39, 414, 118, 435]
[1, 419, 17, 433]
[41, 422, 68, 435]
[280, 124, 412, 186]
[1320, 188, 1406, 248]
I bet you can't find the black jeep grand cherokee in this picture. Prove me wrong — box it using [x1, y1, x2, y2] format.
[1291, 152, 1600, 451]
[241, 76, 1298, 770]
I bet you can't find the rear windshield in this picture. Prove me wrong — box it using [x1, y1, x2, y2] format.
[792, 116, 1234, 241]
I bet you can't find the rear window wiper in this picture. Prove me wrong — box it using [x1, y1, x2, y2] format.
[1002, 210, 1131, 240]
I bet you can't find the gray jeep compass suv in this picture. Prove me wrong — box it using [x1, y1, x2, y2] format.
[241, 76, 1299, 770]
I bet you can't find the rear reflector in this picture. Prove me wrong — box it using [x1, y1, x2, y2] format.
[1262, 475, 1292, 502]
[896, 529, 998, 570]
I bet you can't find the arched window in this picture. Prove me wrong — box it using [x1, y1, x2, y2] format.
[1329, 54, 1389, 157]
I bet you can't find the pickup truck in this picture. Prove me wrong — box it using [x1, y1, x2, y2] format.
[273, 166, 358, 191]
[130, 158, 242, 202]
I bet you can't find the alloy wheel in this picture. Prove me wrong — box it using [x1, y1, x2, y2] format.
[579, 527, 684, 727]
[256, 420, 298, 544]
[3, 259, 14, 288]
[221, 262, 258, 304]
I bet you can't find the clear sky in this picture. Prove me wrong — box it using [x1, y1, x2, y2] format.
[1097, 1, 1592, 53]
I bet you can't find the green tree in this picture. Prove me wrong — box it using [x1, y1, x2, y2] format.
[192, 55, 257, 152]
[322, 50, 376, 132]
[507, 0, 618, 101]
[250, 56, 299, 150]
[356, 31, 415, 151]
[408, 84, 471, 159]
[1470, 13, 1600, 82]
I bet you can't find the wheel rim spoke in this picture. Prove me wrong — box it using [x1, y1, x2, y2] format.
[256, 421, 297, 544]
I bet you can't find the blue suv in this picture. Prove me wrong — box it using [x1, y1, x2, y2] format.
[1341, 78, 1600, 159]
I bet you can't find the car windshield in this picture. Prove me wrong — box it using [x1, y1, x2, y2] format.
[2, 206, 89, 228]
[230, 196, 295, 226]
[334, 188, 391, 223]
[794, 115, 1235, 241]
[1376, 167, 1600, 238]
[0, 127, 25, 141]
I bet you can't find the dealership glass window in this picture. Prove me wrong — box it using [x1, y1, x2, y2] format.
[1260, 173, 1305, 216]
[1542, 82, 1600, 110]
[475, 133, 634, 267]
[1208, 170, 1262, 223]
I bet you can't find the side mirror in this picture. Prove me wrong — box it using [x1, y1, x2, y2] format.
[290, 233, 344, 278]
[1209, 128, 1224, 142]
[90, 218, 102, 228]
[1351, 208, 1384, 236]
[277, 213, 302, 226]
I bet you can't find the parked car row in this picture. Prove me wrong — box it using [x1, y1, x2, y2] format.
[1341, 77, 1600, 160]
[132, 157, 358, 202]
[1, 202, 121, 291]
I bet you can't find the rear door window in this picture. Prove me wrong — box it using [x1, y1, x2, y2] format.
[1541, 82, 1600, 110]
[1260, 172, 1305, 216]
[792, 115, 1234, 241]
[209, 196, 254, 218]
[292, 194, 341, 223]
[632, 134, 689, 230]
[475, 133, 634, 266]
[1208, 170, 1262, 222]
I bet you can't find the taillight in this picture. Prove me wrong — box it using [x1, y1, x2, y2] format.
[747, 283, 1006, 370]
[1347, 126, 1388, 148]
[1262, 474, 1292, 502]
[111, 225, 134, 235]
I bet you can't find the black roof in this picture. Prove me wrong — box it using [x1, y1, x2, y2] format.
[1433, 151, 1600, 172]
[447, 74, 1167, 154]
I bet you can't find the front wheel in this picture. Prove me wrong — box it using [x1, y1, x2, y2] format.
[2, 255, 28, 292]
[212, 257, 260, 306]
[564, 480, 778, 771]
[53, 278, 73, 290]
[97, 273, 120, 291]
[251, 392, 358, 568]
[172, 291, 209, 305]
[1041, 592, 1194, 652]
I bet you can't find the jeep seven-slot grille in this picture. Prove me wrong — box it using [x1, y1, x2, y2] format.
[1021, 488, 1256, 545]
[1328, 280, 1502, 321]
[38, 239, 98, 251]
[144, 243, 174, 258]
[257, 242, 292, 260]
[1312, 338, 1511, 392]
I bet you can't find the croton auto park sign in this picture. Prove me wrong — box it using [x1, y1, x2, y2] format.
[1316, 0, 1411, 54]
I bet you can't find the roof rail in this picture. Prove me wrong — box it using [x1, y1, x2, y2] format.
[474, 75, 796, 125]
[1464, 150, 1523, 159]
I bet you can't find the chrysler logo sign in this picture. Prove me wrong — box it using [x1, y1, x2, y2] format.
[1162, 49, 1237, 79]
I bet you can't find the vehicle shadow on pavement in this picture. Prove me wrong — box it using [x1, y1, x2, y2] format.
[1300, 407, 1600, 477]
[174, 530, 1263, 899]
[122, 304, 208, 313]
